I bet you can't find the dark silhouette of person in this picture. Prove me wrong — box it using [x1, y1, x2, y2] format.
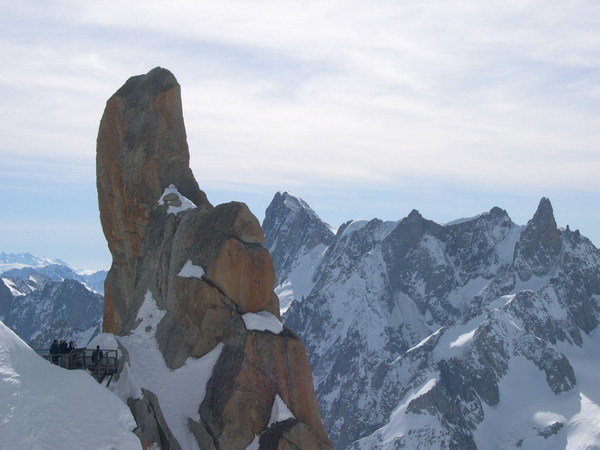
[57, 340, 68, 366]
[49, 339, 59, 364]
[92, 345, 104, 378]
[66, 341, 76, 368]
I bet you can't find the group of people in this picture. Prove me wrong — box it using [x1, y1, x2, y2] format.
[49, 339, 76, 364]
[49, 339, 75, 356]
[48, 340, 105, 378]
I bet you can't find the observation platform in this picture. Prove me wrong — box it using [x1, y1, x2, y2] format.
[36, 347, 119, 384]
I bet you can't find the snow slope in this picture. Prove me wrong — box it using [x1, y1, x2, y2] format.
[95, 291, 223, 450]
[0, 320, 140, 450]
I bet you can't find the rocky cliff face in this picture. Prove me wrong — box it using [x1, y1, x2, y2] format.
[272, 194, 600, 448]
[262, 192, 334, 312]
[97, 68, 330, 449]
[97, 67, 210, 335]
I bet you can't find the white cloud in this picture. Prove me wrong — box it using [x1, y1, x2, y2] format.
[3, 1, 599, 191]
[1, 0, 600, 266]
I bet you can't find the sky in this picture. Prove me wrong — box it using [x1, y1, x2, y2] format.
[1, 0, 599, 271]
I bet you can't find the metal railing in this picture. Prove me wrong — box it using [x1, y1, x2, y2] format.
[35, 348, 119, 381]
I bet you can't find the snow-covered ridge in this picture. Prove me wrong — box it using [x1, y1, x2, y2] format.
[443, 212, 488, 226]
[0, 320, 139, 449]
[0, 252, 68, 273]
[0, 252, 108, 296]
[341, 219, 369, 236]
[1, 275, 103, 349]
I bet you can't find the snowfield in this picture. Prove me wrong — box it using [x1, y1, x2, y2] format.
[0, 320, 140, 450]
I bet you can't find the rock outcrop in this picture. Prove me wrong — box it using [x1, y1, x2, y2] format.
[97, 67, 331, 449]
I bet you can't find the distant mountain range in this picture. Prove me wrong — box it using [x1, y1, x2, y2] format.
[264, 192, 600, 449]
[0, 253, 106, 349]
[5, 192, 600, 449]
[0, 252, 107, 294]
[0, 252, 70, 270]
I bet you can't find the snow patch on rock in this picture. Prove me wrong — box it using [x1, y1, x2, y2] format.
[0, 321, 139, 449]
[242, 311, 283, 334]
[268, 394, 295, 426]
[1, 278, 22, 296]
[245, 435, 260, 450]
[158, 184, 196, 214]
[177, 260, 205, 279]
[359, 376, 440, 447]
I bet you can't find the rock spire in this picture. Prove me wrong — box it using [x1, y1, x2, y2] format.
[97, 67, 331, 449]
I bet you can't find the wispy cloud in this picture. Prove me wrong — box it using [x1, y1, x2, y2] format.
[3, 0, 599, 190]
[1, 0, 599, 266]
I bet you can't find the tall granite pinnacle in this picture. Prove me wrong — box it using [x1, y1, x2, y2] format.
[514, 197, 562, 281]
[97, 67, 331, 449]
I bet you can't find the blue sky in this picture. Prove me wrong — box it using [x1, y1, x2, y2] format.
[1, 1, 599, 270]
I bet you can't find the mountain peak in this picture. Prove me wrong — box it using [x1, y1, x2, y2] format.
[528, 197, 558, 238]
[407, 209, 423, 221]
[515, 197, 562, 279]
[533, 196, 554, 221]
[275, 191, 318, 217]
[114, 67, 178, 103]
[489, 205, 509, 218]
[264, 192, 334, 285]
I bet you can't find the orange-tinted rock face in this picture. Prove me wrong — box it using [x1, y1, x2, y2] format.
[196, 328, 331, 449]
[97, 67, 211, 334]
[96, 67, 331, 449]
